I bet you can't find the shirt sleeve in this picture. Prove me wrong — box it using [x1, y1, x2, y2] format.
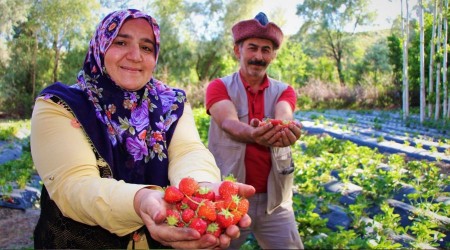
[30, 98, 146, 236]
[168, 103, 221, 187]
[205, 78, 230, 113]
[278, 85, 297, 111]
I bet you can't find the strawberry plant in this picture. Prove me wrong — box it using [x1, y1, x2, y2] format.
[292, 133, 450, 248]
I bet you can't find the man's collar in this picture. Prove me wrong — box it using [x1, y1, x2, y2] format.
[239, 71, 269, 91]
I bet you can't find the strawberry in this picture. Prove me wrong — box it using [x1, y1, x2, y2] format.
[228, 194, 241, 211]
[259, 118, 296, 128]
[164, 186, 184, 204]
[181, 208, 195, 223]
[189, 217, 207, 235]
[230, 210, 243, 225]
[178, 177, 199, 196]
[187, 196, 203, 211]
[237, 197, 249, 215]
[214, 199, 227, 212]
[165, 209, 180, 226]
[198, 200, 217, 221]
[194, 186, 215, 201]
[219, 180, 238, 199]
[216, 208, 235, 229]
[206, 222, 222, 237]
[270, 119, 283, 126]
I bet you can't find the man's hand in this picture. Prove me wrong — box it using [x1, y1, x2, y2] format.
[250, 118, 302, 147]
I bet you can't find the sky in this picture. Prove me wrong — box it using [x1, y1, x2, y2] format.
[260, 0, 419, 35]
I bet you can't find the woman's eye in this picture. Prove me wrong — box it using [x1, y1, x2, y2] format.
[142, 45, 154, 53]
[113, 41, 126, 46]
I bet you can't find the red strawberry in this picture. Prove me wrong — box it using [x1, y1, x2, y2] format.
[206, 222, 222, 237]
[178, 177, 199, 196]
[228, 195, 241, 210]
[181, 208, 195, 223]
[237, 197, 249, 215]
[216, 208, 235, 229]
[189, 217, 207, 235]
[198, 200, 217, 221]
[270, 119, 283, 126]
[187, 196, 203, 211]
[258, 120, 268, 127]
[164, 186, 184, 204]
[230, 210, 243, 225]
[214, 199, 227, 212]
[194, 186, 215, 201]
[165, 209, 180, 226]
[219, 180, 238, 199]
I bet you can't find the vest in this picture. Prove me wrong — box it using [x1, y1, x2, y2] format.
[208, 72, 294, 214]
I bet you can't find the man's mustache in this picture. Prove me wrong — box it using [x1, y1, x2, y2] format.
[248, 60, 267, 66]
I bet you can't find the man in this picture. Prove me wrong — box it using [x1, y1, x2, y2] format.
[205, 12, 303, 249]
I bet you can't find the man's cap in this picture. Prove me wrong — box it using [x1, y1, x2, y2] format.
[231, 12, 284, 49]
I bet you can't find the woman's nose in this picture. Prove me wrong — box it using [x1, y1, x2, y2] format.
[126, 45, 142, 62]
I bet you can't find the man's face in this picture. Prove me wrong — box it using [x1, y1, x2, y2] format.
[234, 38, 276, 79]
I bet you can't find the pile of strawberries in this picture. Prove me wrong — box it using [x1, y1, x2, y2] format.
[163, 176, 249, 237]
[259, 118, 297, 128]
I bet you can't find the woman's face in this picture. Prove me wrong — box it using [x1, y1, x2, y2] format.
[104, 18, 156, 91]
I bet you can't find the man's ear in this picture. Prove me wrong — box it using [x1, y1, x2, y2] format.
[233, 44, 240, 59]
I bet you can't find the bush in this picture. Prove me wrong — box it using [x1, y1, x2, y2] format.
[192, 107, 210, 146]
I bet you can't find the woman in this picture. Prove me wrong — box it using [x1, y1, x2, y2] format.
[30, 9, 254, 249]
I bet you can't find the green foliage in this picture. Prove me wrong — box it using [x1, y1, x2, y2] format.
[356, 39, 392, 85]
[192, 107, 210, 146]
[269, 39, 309, 87]
[292, 132, 449, 248]
[0, 0, 418, 117]
[0, 120, 30, 140]
[0, 120, 34, 194]
[387, 34, 402, 87]
[58, 46, 89, 85]
[0, 151, 35, 193]
[296, 0, 376, 84]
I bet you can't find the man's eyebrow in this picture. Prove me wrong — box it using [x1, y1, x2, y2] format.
[248, 42, 272, 49]
[116, 33, 155, 45]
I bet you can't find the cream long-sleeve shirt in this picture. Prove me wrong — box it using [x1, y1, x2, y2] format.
[30, 97, 220, 236]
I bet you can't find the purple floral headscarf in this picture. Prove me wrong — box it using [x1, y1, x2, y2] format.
[70, 9, 186, 182]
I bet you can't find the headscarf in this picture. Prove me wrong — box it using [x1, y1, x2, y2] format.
[71, 9, 185, 184]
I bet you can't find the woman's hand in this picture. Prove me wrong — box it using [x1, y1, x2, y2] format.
[134, 182, 255, 249]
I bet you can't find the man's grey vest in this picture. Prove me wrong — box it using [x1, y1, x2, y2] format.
[208, 72, 294, 214]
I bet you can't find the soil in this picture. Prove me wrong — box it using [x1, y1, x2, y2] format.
[0, 207, 40, 249]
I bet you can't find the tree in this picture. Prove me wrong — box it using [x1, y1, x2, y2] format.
[387, 34, 403, 103]
[435, 0, 443, 120]
[419, 0, 426, 123]
[296, 0, 375, 85]
[360, 39, 392, 84]
[428, 0, 437, 117]
[0, 0, 32, 64]
[443, 0, 449, 118]
[151, 0, 261, 85]
[0, 0, 99, 118]
[269, 39, 309, 87]
[33, 0, 100, 83]
[402, 0, 410, 119]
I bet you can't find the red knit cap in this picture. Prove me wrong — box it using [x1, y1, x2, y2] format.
[232, 12, 283, 49]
